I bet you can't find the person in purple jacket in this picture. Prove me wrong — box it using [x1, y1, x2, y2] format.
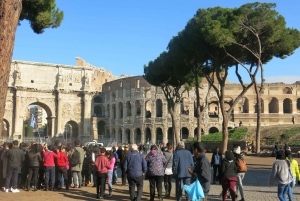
[145, 145, 167, 201]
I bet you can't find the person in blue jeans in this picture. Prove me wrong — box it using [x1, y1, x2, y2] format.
[269, 150, 293, 201]
[172, 141, 194, 201]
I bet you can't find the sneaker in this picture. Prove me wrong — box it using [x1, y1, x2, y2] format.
[11, 188, 20, 193]
[105, 194, 112, 198]
[5, 189, 9, 193]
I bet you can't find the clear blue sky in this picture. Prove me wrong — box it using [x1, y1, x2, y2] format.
[13, 0, 300, 84]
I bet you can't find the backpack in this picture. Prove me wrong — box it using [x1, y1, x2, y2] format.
[236, 158, 247, 173]
[70, 149, 81, 167]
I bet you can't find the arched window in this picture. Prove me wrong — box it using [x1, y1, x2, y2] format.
[209, 127, 219, 134]
[145, 101, 151, 118]
[94, 105, 102, 116]
[119, 102, 123, 119]
[283, 87, 292, 94]
[126, 101, 131, 116]
[156, 99, 162, 117]
[283, 98, 292, 113]
[269, 97, 279, 113]
[135, 100, 141, 116]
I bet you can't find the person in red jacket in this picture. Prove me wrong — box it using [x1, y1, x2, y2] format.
[43, 144, 59, 191]
[94, 147, 110, 199]
[55, 146, 69, 190]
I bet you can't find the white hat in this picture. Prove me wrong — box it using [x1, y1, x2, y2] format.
[233, 146, 241, 154]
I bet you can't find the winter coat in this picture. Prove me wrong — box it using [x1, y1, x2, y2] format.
[124, 150, 147, 178]
[70, 146, 85, 172]
[146, 150, 167, 176]
[172, 148, 194, 178]
[94, 154, 110, 174]
[28, 151, 42, 167]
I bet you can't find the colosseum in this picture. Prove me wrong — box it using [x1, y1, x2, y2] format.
[2, 58, 300, 144]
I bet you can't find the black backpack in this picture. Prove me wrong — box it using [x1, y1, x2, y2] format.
[70, 149, 80, 167]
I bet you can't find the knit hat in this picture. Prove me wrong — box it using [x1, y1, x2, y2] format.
[233, 146, 241, 154]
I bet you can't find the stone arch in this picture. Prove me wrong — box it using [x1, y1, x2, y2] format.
[194, 127, 204, 136]
[94, 105, 102, 116]
[181, 127, 189, 140]
[94, 96, 103, 103]
[283, 87, 292, 94]
[145, 127, 151, 143]
[125, 128, 131, 144]
[119, 102, 123, 119]
[97, 120, 106, 136]
[156, 127, 163, 143]
[111, 128, 116, 138]
[145, 101, 151, 118]
[126, 101, 132, 116]
[167, 127, 173, 143]
[156, 99, 163, 117]
[283, 98, 293, 113]
[106, 128, 110, 138]
[224, 97, 233, 112]
[297, 98, 300, 113]
[209, 127, 219, 134]
[269, 97, 279, 113]
[145, 90, 151, 98]
[242, 97, 249, 113]
[26, 102, 54, 137]
[135, 100, 141, 116]
[135, 128, 141, 143]
[255, 98, 264, 113]
[2, 119, 9, 137]
[112, 104, 116, 119]
[118, 128, 122, 142]
[64, 120, 79, 139]
[209, 103, 218, 116]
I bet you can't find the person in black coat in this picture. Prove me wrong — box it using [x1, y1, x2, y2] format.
[211, 147, 222, 184]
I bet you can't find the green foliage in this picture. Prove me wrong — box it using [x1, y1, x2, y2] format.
[23, 121, 33, 137]
[185, 127, 248, 142]
[20, 0, 64, 34]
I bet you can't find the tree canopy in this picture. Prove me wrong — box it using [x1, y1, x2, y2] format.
[20, 0, 64, 34]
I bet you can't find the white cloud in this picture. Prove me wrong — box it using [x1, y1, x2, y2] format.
[265, 76, 300, 84]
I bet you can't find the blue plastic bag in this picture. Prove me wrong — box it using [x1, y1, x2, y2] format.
[183, 177, 205, 201]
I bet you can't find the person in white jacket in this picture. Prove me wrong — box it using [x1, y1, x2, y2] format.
[268, 150, 293, 201]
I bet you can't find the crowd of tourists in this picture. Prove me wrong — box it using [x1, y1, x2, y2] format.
[0, 139, 298, 201]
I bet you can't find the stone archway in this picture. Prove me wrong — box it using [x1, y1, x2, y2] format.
[156, 127, 163, 143]
[125, 129, 130, 144]
[156, 99, 163, 117]
[181, 127, 189, 140]
[118, 128, 122, 143]
[167, 127, 173, 143]
[297, 98, 300, 113]
[145, 127, 151, 143]
[269, 98, 279, 113]
[283, 98, 292, 113]
[94, 105, 102, 117]
[135, 128, 141, 143]
[2, 119, 9, 137]
[145, 101, 152, 118]
[97, 120, 106, 136]
[64, 120, 79, 141]
[194, 127, 204, 136]
[24, 102, 54, 138]
[209, 127, 219, 134]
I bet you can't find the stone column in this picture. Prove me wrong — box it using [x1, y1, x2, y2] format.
[13, 90, 22, 139]
[264, 100, 269, 114]
[56, 94, 63, 136]
[141, 126, 145, 144]
[151, 126, 156, 144]
[278, 101, 283, 114]
[84, 93, 92, 137]
[163, 127, 168, 145]
[248, 101, 254, 113]
[92, 117, 98, 140]
[131, 127, 135, 144]
[292, 101, 297, 114]
[47, 116, 55, 137]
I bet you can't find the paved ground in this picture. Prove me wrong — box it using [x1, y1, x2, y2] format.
[1, 154, 300, 201]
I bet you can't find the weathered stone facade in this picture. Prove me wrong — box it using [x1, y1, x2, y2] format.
[3, 58, 300, 144]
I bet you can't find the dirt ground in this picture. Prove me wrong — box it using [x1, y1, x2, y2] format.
[0, 154, 295, 201]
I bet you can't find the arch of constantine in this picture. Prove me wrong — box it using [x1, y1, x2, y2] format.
[2, 58, 300, 144]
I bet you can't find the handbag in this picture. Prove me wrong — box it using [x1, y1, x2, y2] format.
[183, 177, 205, 201]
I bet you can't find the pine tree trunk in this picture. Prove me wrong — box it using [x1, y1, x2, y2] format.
[0, 0, 22, 136]
[254, 80, 261, 154]
[219, 86, 229, 153]
[194, 72, 202, 142]
[169, 106, 179, 145]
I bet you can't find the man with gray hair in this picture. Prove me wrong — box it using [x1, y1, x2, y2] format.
[173, 141, 194, 201]
[124, 144, 147, 201]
